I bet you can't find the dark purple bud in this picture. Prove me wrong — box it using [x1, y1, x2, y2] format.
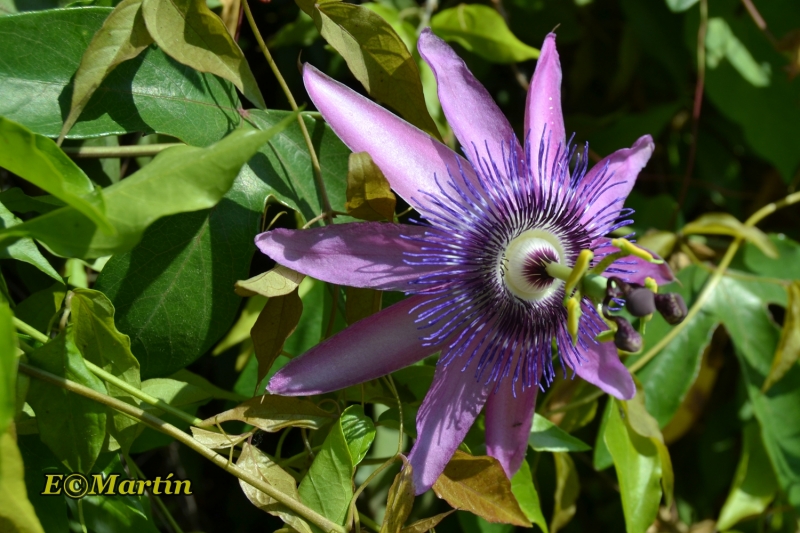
[612, 317, 642, 353]
[654, 293, 688, 325]
[625, 288, 656, 317]
[606, 277, 629, 300]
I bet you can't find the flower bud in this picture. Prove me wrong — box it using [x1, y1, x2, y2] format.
[606, 276, 630, 300]
[612, 316, 642, 353]
[654, 293, 688, 325]
[625, 287, 656, 317]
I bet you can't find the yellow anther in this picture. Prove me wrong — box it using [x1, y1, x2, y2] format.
[563, 249, 593, 304]
[610, 238, 663, 263]
[644, 276, 658, 293]
[567, 295, 581, 346]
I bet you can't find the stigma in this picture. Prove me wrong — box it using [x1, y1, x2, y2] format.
[502, 229, 565, 302]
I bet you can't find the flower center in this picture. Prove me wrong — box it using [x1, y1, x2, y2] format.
[503, 229, 565, 302]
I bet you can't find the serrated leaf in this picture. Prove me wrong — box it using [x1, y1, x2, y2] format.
[550, 453, 578, 533]
[717, 421, 778, 530]
[0, 202, 61, 283]
[26, 327, 108, 473]
[200, 395, 335, 432]
[296, 0, 441, 140]
[340, 404, 376, 466]
[0, 8, 241, 147]
[235, 266, 306, 298]
[0, 303, 15, 437]
[298, 416, 354, 531]
[59, 0, 153, 142]
[682, 213, 777, 258]
[511, 460, 547, 533]
[431, 4, 540, 63]
[190, 427, 247, 449]
[251, 290, 303, 385]
[400, 511, 454, 533]
[237, 442, 313, 533]
[432, 450, 531, 527]
[141, 0, 265, 109]
[762, 281, 800, 392]
[345, 152, 396, 221]
[69, 288, 142, 453]
[0, 432, 45, 533]
[381, 456, 414, 533]
[0, 116, 112, 234]
[528, 414, 590, 453]
[1, 119, 295, 259]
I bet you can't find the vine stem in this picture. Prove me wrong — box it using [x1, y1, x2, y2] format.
[63, 144, 182, 158]
[17, 361, 346, 533]
[242, 0, 333, 226]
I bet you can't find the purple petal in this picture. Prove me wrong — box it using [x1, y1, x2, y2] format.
[255, 222, 449, 291]
[418, 29, 522, 172]
[408, 355, 489, 494]
[571, 330, 635, 400]
[593, 239, 675, 286]
[525, 33, 565, 188]
[303, 64, 476, 206]
[267, 295, 434, 396]
[579, 135, 655, 233]
[485, 380, 538, 478]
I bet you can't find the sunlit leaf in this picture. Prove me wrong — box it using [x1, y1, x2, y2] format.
[0, 188, 64, 216]
[381, 456, 414, 533]
[625, 389, 674, 506]
[510, 460, 548, 533]
[141, 0, 265, 109]
[550, 453, 578, 533]
[717, 421, 778, 530]
[432, 450, 531, 527]
[0, 202, 61, 283]
[400, 511, 454, 533]
[664, 0, 698, 12]
[59, 0, 153, 142]
[190, 427, 247, 449]
[431, 4, 539, 63]
[682, 213, 777, 258]
[213, 296, 265, 356]
[200, 395, 335, 432]
[706, 17, 770, 87]
[295, 0, 441, 140]
[237, 441, 313, 533]
[27, 327, 108, 473]
[0, 432, 45, 533]
[0, 117, 112, 234]
[0, 302, 15, 437]
[251, 290, 303, 385]
[340, 404, 376, 466]
[235, 266, 306, 298]
[528, 414, 590, 452]
[69, 288, 142, 453]
[345, 287, 382, 325]
[345, 151, 396, 222]
[762, 281, 800, 392]
[140, 378, 212, 407]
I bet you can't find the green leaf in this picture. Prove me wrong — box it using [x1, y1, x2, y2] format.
[13, 283, 67, 335]
[298, 416, 354, 531]
[295, 0, 441, 140]
[401, 512, 454, 533]
[682, 213, 778, 258]
[190, 427, 248, 449]
[528, 414, 590, 452]
[0, 117, 113, 234]
[268, 9, 318, 48]
[340, 404, 376, 466]
[69, 288, 142, 453]
[431, 4, 539, 63]
[0, 432, 45, 533]
[0, 202, 61, 284]
[625, 389, 674, 506]
[0, 302, 16, 437]
[381, 456, 415, 533]
[140, 378, 212, 408]
[742, 234, 800, 280]
[0, 8, 241, 147]
[235, 266, 306, 298]
[17, 435, 69, 533]
[706, 18, 770, 87]
[200, 395, 335, 432]
[664, 0, 698, 12]
[170, 368, 246, 401]
[1, 121, 294, 259]
[345, 287, 382, 325]
[550, 453, 579, 533]
[0, 188, 64, 216]
[432, 450, 531, 527]
[717, 421, 778, 530]
[237, 441, 313, 533]
[213, 295, 265, 355]
[26, 327, 108, 473]
[59, 0, 153, 142]
[251, 291, 303, 385]
[141, 0, 265, 109]
[762, 281, 800, 392]
[510, 460, 548, 533]
[604, 399, 662, 533]
[284, 277, 325, 357]
[346, 151, 397, 221]
[592, 400, 613, 471]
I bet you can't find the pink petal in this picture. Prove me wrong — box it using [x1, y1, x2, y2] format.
[578, 135, 655, 233]
[408, 354, 490, 494]
[303, 64, 477, 206]
[267, 295, 434, 396]
[418, 29, 522, 173]
[570, 329, 635, 400]
[255, 222, 448, 291]
[485, 379, 538, 478]
[525, 33, 566, 188]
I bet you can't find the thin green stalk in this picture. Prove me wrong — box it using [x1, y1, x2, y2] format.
[63, 143, 182, 158]
[124, 453, 186, 533]
[18, 361, 346, 533]
[242, 0, 333, 225]
[358, 512, 381, 532]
